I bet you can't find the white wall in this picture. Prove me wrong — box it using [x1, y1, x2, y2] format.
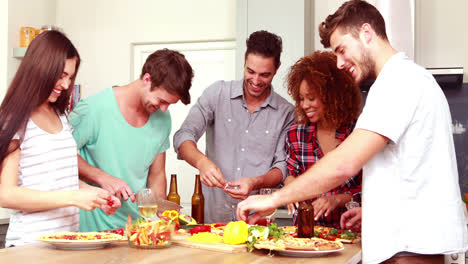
[0, 1, 8, 101]
[55, 0, 236, 99]
[236, 0, 313, 103]
[7, 0, 56, 93]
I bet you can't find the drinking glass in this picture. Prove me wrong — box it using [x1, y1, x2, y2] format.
[136, 188, 158, 221]
[259, 188, 277, 226]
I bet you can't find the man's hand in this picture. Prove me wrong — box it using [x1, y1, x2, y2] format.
[223, 177, 255, 200]
[98, 173, 135, 202]
[340, 207, 361, 232]
[236, 194, 277, 224]
[197, 158, 227, 188]
[312, 195, 340, 220]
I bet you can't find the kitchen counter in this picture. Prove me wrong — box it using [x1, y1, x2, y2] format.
[0, 241, 361, 264]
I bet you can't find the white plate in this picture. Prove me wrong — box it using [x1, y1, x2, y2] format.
[273, 247, 344, 258]
[39, 240, 114, 250]
[38, 232, 122, 250]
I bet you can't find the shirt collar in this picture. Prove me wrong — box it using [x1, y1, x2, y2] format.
[230, 79, 279, 110]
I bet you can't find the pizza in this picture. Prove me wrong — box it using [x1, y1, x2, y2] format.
[314, 226, 360, 244]
[38, 232, 124, 242]
[279, 225, 360, 244]
[254, 235, 343, 251]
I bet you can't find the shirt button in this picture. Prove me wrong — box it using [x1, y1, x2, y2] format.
[241, 148, 245, 152]
[237, 168, 240, 171]
[266, 130, 269, 134]
[231, 205, 235, 209]
[245, 130, 248, 133]
[228, 119, 231, 122]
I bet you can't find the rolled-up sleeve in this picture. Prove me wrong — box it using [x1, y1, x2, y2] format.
[269, 105, 295, 180]
[173, 82, 220, 159]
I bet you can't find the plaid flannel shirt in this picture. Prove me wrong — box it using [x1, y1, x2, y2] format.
[285, 121, 362, 228]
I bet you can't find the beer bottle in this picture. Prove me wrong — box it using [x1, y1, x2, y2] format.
[167, 174, 180, 205]
[191, 174, 205, 224]
[297, 200, 314, 238]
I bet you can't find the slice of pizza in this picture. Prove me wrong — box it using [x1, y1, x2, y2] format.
[314, 225, 361, 244]
[253, 238, 286, 251]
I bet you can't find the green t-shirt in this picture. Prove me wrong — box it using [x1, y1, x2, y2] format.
[70, 87, 171, 231]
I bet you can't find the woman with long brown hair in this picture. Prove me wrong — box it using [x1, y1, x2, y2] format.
[284, 51, 362, 229]
[0, 31, 119, 247]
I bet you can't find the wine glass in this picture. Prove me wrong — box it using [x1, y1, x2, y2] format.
[136, 188, 158, 221]
[259, 188, 277, 226]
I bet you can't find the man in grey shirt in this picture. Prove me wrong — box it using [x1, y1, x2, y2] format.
[173, 30, 295, 223]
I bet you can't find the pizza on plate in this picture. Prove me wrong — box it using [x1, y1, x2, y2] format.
[254, 236, 343, 251]
[38, 232, 124, 242]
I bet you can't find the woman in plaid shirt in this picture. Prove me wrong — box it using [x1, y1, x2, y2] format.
[284, 51, 362, 229]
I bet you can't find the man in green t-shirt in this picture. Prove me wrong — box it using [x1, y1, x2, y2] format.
[70, 49, 193, 231]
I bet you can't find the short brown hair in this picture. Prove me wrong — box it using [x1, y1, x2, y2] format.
[245, 30, 282, 68]
[140, 49, 194, 105]
[319, 0, 388, 48]
[286, 51, 362, 128]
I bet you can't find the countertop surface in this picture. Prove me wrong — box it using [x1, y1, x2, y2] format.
[0, 241, 362, 264]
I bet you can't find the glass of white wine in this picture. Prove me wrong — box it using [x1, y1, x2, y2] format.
[137, 188, 158, 221]
[259, 188, 277, 226]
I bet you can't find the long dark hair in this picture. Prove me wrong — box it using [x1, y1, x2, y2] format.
[0, 30, 80, 166]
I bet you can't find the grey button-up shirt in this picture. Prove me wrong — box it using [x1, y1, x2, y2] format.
[173, 80, 295, 223]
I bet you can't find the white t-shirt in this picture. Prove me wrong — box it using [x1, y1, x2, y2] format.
[5, 114, 80, 247]
[356, 52, 468, 264]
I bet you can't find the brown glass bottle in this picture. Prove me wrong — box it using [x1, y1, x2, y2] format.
[167, 174, 180, 205]
[297, 200, 314, 238]
[191, 174, 205, 224]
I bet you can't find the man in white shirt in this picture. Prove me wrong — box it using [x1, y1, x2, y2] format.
[236, 1, 468, 263]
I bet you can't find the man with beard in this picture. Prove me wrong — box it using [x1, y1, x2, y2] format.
[70, 49, 193, 232]
[237, 1, 467, 263]
[174, 30, 294, 223]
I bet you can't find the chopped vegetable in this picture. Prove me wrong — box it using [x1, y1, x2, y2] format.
[186, 232, 223, 243]
[189, 225, 211, 235]
[126, 216, 175, 247]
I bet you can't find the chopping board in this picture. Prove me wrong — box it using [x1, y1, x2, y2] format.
[172, 235, 247, 253]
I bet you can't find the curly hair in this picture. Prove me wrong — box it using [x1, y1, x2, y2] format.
[319, 0, 388, 48]
[287, 51, 362, 128]
[245, 30, 282, 68]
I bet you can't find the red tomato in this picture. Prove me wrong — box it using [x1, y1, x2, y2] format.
[114, 228, 124, 236]
[318, 232, 328, 239]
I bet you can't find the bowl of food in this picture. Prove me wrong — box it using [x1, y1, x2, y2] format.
[126, 216, 175, 249]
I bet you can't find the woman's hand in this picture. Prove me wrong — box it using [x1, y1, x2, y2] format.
[101, 195, 121, 215]
[312, 195, 340, 220]
[287, 201, 299, 215]
[74, 186, 110, 211]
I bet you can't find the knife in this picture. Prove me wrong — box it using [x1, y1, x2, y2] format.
[155, 197, 183, 212]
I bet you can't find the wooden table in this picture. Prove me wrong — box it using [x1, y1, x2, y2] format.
[0, 241, 361, 264]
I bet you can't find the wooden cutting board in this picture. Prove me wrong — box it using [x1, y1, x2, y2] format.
[172, 235, 247, 253]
